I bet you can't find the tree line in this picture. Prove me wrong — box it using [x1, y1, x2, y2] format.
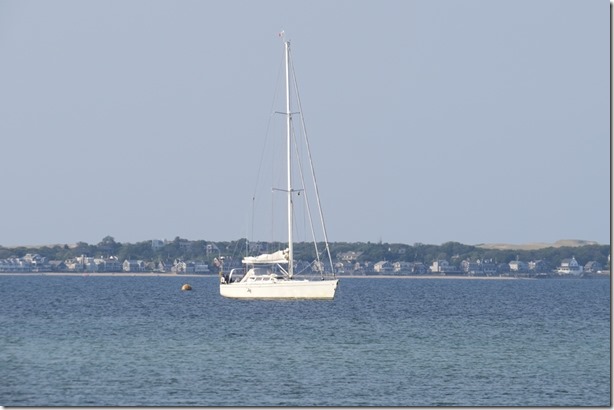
[0, 236, 609, 270]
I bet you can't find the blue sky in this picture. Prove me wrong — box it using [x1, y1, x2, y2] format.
[0, 0, 610, 246]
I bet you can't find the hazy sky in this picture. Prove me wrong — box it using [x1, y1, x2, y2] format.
[0, 0, 610, 247]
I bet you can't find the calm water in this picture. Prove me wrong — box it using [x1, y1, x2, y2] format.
[0, 275, 610, 406]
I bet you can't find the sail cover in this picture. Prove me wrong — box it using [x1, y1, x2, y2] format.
[242, 249, 289, 265]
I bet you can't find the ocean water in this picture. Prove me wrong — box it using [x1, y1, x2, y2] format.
[0, 275, 609, 406]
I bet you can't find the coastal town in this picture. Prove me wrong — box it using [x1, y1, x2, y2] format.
[0, 239, 609, 278]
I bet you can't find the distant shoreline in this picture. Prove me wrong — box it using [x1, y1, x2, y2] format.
[0, 272, 533, 280]
[337, 274, 529, 280]
[1, 272, 609, 280]
[0, 272, 215, 278]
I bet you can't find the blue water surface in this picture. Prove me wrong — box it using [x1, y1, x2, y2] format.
[0, 275, 610, 406]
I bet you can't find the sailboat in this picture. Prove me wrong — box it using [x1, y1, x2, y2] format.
[219, 34, 339, 300]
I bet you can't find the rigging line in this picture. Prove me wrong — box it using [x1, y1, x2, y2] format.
[291, 118, 322, 273]
[291, 59, 335, 276]
[251, 48, 285, 246]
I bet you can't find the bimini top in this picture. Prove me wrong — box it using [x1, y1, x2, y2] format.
[242, 249, 289, 265]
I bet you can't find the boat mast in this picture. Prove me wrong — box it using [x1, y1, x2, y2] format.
[284, 38, 294, 278]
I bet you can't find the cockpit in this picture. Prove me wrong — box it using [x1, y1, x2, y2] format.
[222, 268, 245, 284]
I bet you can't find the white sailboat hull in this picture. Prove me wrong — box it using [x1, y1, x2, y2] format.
[220, 279, 339, 300]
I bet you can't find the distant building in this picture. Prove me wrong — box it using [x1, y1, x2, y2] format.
[509, 260, 528, 273]
[171, 259, 209, 273]
[123, 260, 146, 272]
[65, 255, 97, 272]
[460, 258, 497, 275]
[0, 258, 29, 272]
[410, 262, 428, 274]
[394, 261, 427, 274]
[529, 260, 550, 273]
[338, 251, 363, 262]
[351, 262, 366, 274]
[333, 261, 345, 273]
[584, 261, 603, 273]
[22, 254, 51, 272]
[172, 260, 187, 273]
[374, 261, 393, 273]
[461, 259, 481, 275]
[393, 261, 412, 273]
[94, 256, 122, 272]
[480, 260, 497, 275]
[430, 260, 459, 274]
[557, 256, 583, 275]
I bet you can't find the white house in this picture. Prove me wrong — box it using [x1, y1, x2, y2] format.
[94, 256, 122, 272]
[509, 260, 529, 272]
[123, 260, 146, 272]
[374, 261, 393, 273]
[557, 256, 583, 275]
